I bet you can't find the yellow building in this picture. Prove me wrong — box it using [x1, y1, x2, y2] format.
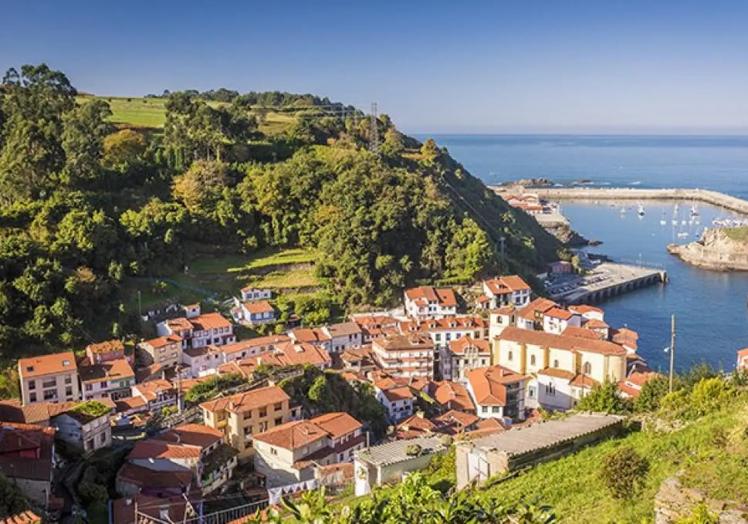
[200, 385, 299, 460]
[494, 326, 626, 411]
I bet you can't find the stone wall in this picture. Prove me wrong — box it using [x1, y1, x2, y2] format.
[655, 476, 748, 523]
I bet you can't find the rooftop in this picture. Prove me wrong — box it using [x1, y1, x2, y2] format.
[499, 326, 626, 357]
[200, 385, 289, 414]
[355, 436, 446, 466]
[18, 351, 77, 379]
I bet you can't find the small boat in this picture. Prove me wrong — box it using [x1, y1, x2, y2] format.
[690, 203, 699, 217]
[681, 220, 687, 225]
[637, 204, 645, 217]
[677, 232, 689, 238]
[660, 212, 667, 225]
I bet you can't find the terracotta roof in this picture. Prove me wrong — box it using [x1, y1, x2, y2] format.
[738, 347, 748, 357]
[141, 335, 182, 349]
[289, 327, 330, 343]
[274, 341, 331, 367]
[0, 400, 50, 425]
[373, 334, 433, 352]
[584, 318, 609, 329]
[570, 374, 600, 389]
[569, 304, 604, 316]
[517, 298, 558, 321]
[396, 414, 436, 432]
[499, 326, 626, 356]
[433, 409, 479, 430]
[431, 381, 475, 411]
[448, 336, 490, 355]
[538, 368, 576, 380]
[492, 305, 516, 316]
[545, 307, 575, 320]
[79, 358, 134, 383]
[0, 511, 40, 524]
[190, 312, 232, 331]
[310, 412, 362, 439]
[0, 423, 55, 481]
[380, 386, 415, 402]
[326, 322, 362, 337]
[484, 275, 530, 295]
[132, 379, 175, 401]
[164, 317, 193, 332]
[155, 423, 223, 448]
[220, 335, 289, 355]
[626, 370, 660, 387]
[399, 315, 486, 334]
[253, 420, 327, 450]
[242, 301, 275, 315]
[86, 340, 124, 355]
[466, 366, 527, 406]
[18, 352, 77, 379]
[114, 396, 146, 412]
[128, 439, 202, 460]
[561, 326, 601, 340]
[465, 417, 507, 438]
[117, 462, 194, 489]
[404, 286, 457, 307]
[200, 385, 289, 414]
[184, 344, 223, 358]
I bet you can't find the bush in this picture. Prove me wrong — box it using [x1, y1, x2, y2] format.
[676, 503, 719, 524]
[599, 446, 649, 499]
[575, 380, 631, 414]
[634, 375, 670, 413]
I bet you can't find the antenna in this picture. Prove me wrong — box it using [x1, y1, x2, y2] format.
[668, 314, 676, 392]
[369, 102, 379, 153]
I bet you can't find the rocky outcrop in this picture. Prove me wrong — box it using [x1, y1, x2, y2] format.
[655, 476, 748, 523]
[667, 228, 748, 271]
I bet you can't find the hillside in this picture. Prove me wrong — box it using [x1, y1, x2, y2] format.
[668, 226, 748, 271]
[0, 64, 561, 359]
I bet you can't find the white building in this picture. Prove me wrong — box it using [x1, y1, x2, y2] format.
[403, 286, 458, 319]
[50, 401, 113, 453]
[182, 345, 224, 378]
[240, 287, 272, 302]
[374, 381, 415, 422]
[465, 366, 528, 422]
[481, 275, 531, 309]
[443, 336, 491, 383]
[542, 307, 582, 335]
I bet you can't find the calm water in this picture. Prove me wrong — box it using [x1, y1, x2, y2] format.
[417, 134, 748, 371]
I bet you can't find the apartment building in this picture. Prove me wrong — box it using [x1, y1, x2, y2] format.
[465, 366, 528, 422]
[443, 336, 491, 382]
[200, 385, 299, 460]
[137, 335, 183, 368]
[18, 352, 80, 405]
[480, 275, 531, 309]
[403, 286, 458, 319]
[79, 358, 135, 401]
[371, 334, 434, 379]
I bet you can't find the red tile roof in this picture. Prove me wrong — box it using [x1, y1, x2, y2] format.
[448, 336, 490, 355]
[141, 335, 182, 349]
[310, 412, 362, 439]
[18, 352, 77, 379]
[499, 326, 626, 356]
[190, 312, 232, 331]
[545, 307, 575, 321]
[404, 286, 457, 307]
[128, 439, 202, 460]
[484, 275, 530, 295]
[86, 340, 125, 355]
[466, 366, 527, 406]
[200, 385, 289, 414]
[431, 381, 475, 412]
[242, 300, 275, 315]
[0, 512, 40, 524]
[79, 358, 134, 383]
[155, 423, 224, 448]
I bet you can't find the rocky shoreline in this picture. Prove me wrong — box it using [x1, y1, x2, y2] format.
[667, 227, 748, 271]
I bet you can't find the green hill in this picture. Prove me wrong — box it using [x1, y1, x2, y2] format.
[0, 63, 561, 359]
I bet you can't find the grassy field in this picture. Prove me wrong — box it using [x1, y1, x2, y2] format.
[724, 226, 748, 242]
[122, 247, 320, 314]
[77, 94, 298, 134]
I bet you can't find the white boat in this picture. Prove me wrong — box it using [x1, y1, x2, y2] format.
[677, 232, 689, 238]
[637, 204, 645, 216]
[681, 220, 687, 225]
[660, 212, 667, 225]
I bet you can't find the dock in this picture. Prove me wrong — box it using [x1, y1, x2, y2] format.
[548, 262, 667, 304]
[494, 187, 748, 215]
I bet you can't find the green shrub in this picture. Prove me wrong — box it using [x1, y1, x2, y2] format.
[676, 503, 719, 524]
[575, 380, 631, 414]
[599, 446, 649, 499]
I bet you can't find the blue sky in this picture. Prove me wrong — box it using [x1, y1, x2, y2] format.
[2, 1, 747, 133]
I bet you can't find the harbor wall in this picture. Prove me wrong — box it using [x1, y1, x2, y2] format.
[493, 187, 748, 215]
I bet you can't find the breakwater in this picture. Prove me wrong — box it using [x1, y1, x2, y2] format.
[492, 187, 748, 215]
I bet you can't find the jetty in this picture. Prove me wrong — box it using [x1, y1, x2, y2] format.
[491, 187, 748, 215]
[547, 262, 667, 305]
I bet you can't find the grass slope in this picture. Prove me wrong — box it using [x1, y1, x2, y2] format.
[416, 402, 748, 523]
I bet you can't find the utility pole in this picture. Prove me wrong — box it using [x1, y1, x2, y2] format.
[137, 290, 142, 318]
[369, 102, 379, 153]
[668, 314, 676, 393]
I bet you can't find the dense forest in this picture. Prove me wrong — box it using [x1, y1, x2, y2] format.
[0, 64, 561, 359]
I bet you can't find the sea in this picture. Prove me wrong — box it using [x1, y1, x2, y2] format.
[416, 134, 748, 371]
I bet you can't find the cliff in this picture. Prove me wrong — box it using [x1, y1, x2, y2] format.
[667, 227, 748, 271]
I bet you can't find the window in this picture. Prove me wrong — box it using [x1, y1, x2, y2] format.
[530, 355, 536, 366]
[492, 406, 500, 413]
[270, 448, 278, 456]
[29, 393, 37, 402]
[507, 351, 513, 361]
[259, 408, 267, 417]
[42, 379, 56, 388]
[274, 417, 282, 426]
[583, 362, 592, 375]
[528, 386, 536, 398]
[553, 359, 559, 368]
[273, 402, 282, 410]
[28, 380, 36, 390]
[65, 376, 72, 385]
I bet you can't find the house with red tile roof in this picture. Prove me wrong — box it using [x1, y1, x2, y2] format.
[131, 379, 178, 413]
[156, 309, 236, 351]
[542, 306, 582, 334]
[373, 379, 416, 422]
[371, 334, 434, 379]
[85, 339, 127, 365]
[481, 275, 531, 309]
[234, 300, 277, 326]
[79, 357, 135, 401]
[137, 335, 184, 369]
[18, 352, 80, 406]
[618, 369, 661, 398]
[429, 380, 476, 414]
[349, 313, 400, 343]
[443, 336, 491, 382]
[0, 423, 56, 509]
[252, 412, 364, 488]
[47, 400, 113, 452]
[403, 286, 458, 319]
[465, 366, 529, 422]
[738, 348, 748, 371]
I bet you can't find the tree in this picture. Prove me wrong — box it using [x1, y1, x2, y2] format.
[599, 446, 649, 499]
[0, 64, 76, 203]
[574, 380, 631, 414]
[102, 129, 147, 173]
[172, 160, 229, 216]
[634, 375, 670, 412]
[61, 98, 112, 185]
[0, 473, 29, 518]
[445, 217, 494, 281]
